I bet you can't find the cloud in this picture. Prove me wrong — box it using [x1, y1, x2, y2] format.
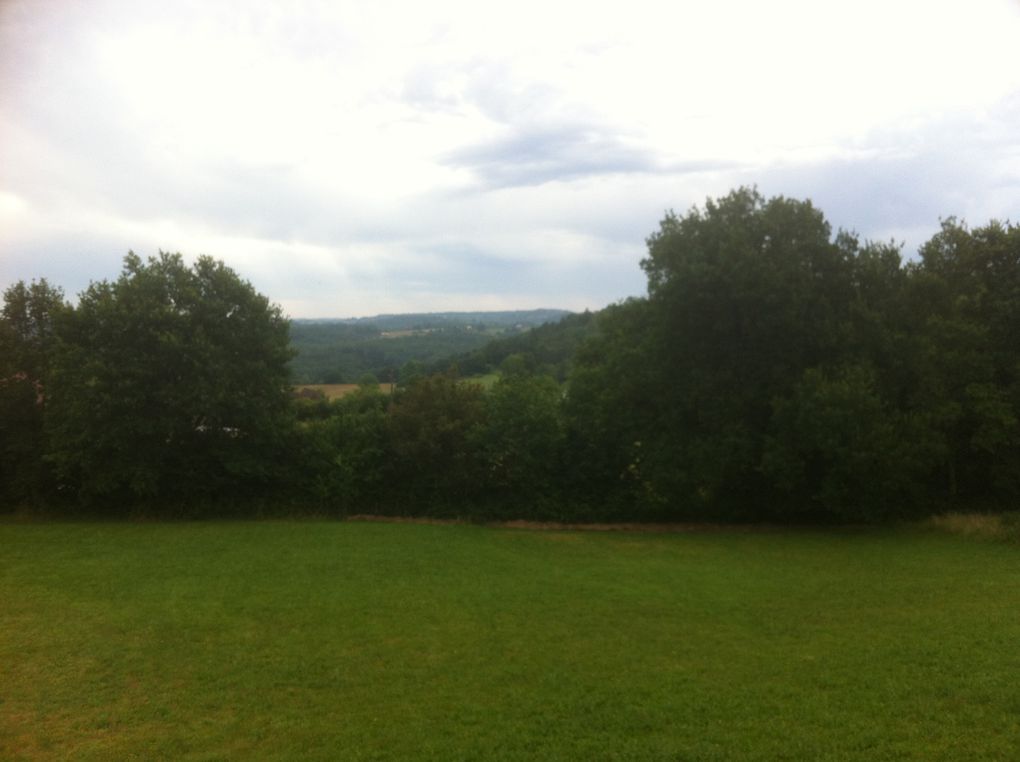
[444, 123, 739, 189]
[752, 91, 1020, 255]
[446, 125, 653, 188]
[3, 0, 1020, 318]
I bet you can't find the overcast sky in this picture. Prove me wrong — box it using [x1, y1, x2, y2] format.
[2, 0, 1019, 318]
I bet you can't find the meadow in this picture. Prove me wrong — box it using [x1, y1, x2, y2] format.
[295, 383, 394, 401]
[2, 520, 1018, 760]
[294, 376, 496, 401]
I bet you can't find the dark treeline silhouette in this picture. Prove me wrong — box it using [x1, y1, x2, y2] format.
[2, 188, 1018, 521]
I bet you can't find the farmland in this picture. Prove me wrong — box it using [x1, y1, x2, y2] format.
[295, 383, 394, 400]
[295, 375, 496, 400]
[2, 520, 1018, 760]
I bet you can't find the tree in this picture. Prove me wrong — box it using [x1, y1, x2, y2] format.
[386, 372, 486, 509]
[761, 364, 936, 521]
[1, 279, 66, 381]
[573, 189, 861, 516]
[45, 252, 294, 506]
[478, 371, 564, 512]
[565, 188, 945, 519]
[563, 298, 666, 518]
[302, 383, 390, 512]
[0, 280, 67, 503]
[908, 219, 1020, 501]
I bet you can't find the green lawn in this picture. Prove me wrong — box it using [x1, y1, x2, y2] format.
[2, 520, 1018, 760]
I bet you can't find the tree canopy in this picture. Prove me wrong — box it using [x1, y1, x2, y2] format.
[0, 279, 67, 504]
[566, 188, 1020, 520]
[44, 252, 294, 505]
[3, 192, 1019, 522]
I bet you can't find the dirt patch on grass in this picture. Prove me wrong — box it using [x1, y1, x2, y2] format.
[497, 519, 731, 532]
[346, 514, 465, 526]
[927, 511, 1020, 541]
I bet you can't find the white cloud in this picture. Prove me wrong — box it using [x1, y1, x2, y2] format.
[2, 0, 1020, 315]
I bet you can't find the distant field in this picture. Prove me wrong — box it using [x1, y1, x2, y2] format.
[2, 521, 1018, 760]
[295, 383, 393, 400]
[464, 372, 500, 389]
[297, 376, 497, 400]
[288, 310, 571, 384]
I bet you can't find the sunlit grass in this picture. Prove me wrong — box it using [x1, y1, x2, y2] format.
[462, 372, 501, 389]
[2, 521, 1018, 760]
[294, 383, 393, 400]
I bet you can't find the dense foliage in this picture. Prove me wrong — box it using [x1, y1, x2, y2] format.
[2, 190, 1018, 520]
[567, 189, 1020, 520]
[0, 278, 66, 504]
[434, 310, 598, 380]
[16, 253, 295, 507]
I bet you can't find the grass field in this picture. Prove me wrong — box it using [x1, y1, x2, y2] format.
[2, 520, 1018, 760]
[463, 372, 501, 389]
[297, 376, 499, 401]
[295, 383, 394, 400]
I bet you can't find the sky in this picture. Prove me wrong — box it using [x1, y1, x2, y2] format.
[2, 0, 1019, 318]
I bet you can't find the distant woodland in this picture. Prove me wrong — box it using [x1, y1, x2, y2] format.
[2, 188, 1018, 521]
[289, 309, 571, 384]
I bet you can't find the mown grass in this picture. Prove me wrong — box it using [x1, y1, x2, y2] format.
[1, 520, 1018, 760]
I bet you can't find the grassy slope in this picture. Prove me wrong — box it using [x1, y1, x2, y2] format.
[2, 522, 1018, 760]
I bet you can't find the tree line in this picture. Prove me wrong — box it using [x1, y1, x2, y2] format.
[2, 188, 1018, 521]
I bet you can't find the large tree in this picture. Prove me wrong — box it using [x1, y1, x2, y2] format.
[909, 219, 1020, 501]
[386, 372, 487, 509]
[478, 367, 565, 513]
[630, 189, 859, 515]
[566, 188, 931, 520]
[0, 279, 67, 503]
[45, 252, 294, 505]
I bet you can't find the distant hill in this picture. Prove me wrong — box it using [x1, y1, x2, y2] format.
[429, 310, 600, 381]
[293, 309, 571, 330]
[289, 310, 572, 384]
